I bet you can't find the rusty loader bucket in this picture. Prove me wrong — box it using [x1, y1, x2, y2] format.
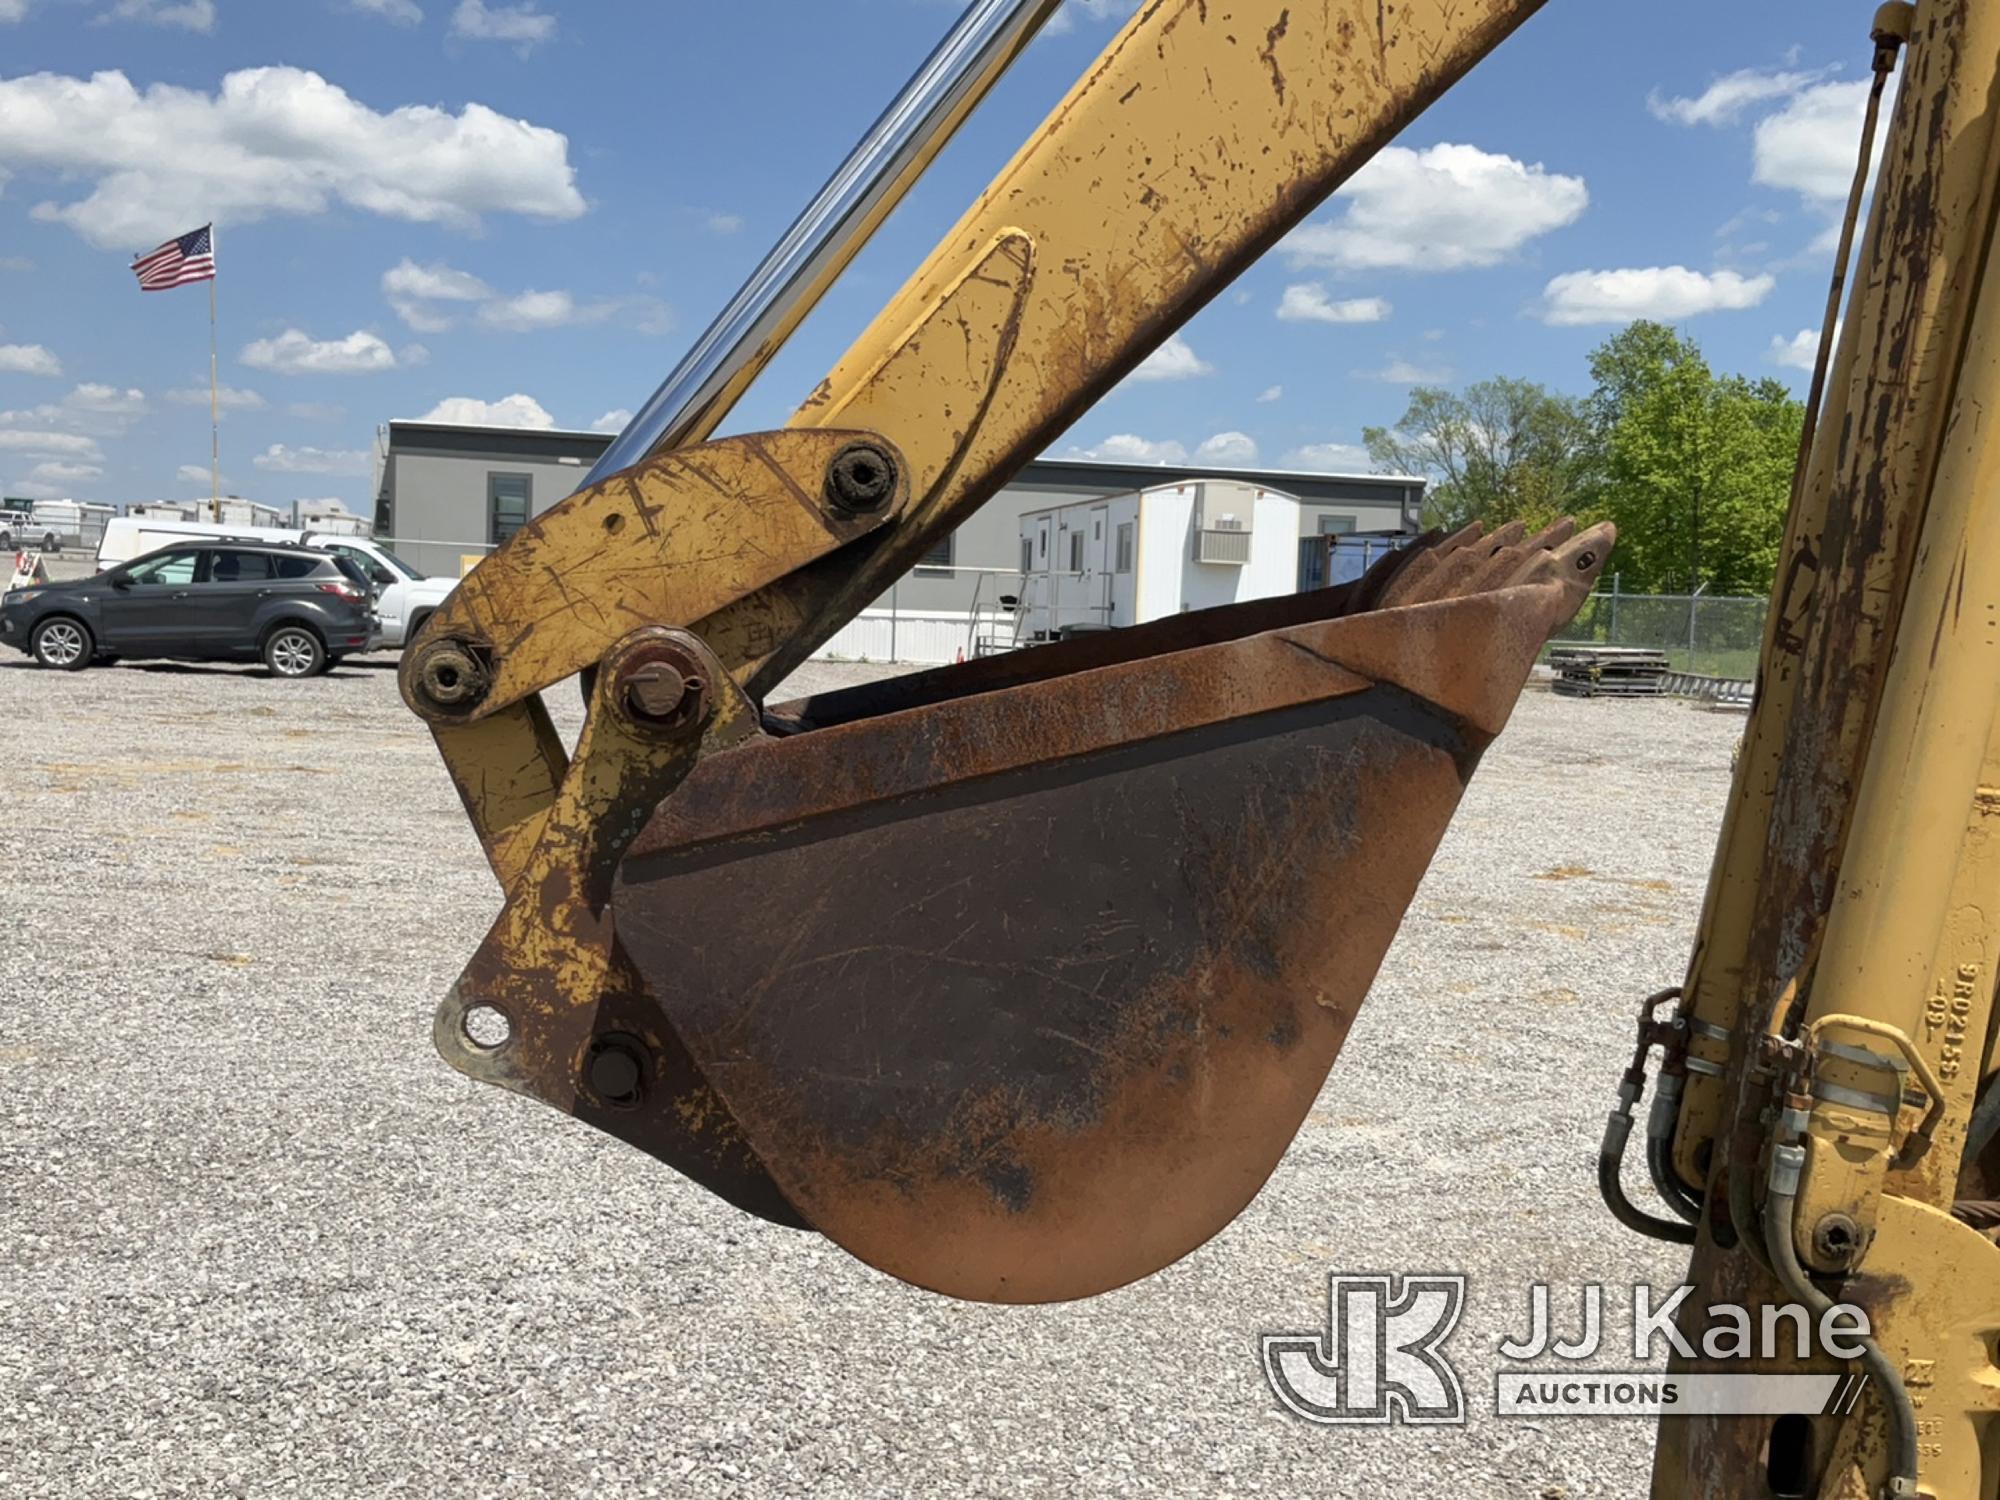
[415, 504, 1610, 1306]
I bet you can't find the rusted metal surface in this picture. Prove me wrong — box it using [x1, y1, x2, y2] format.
[598, 522, 1607, 1301]
[1653, 4, 2000, 1493]
[399, 428, 909, 724]
[403, 427, 908, 888]
[437, 628, 807, 1229]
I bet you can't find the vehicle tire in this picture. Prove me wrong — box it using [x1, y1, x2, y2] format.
[0, 530, 11, 551]
[31, 617, 92, 671]
[40, 532, 59, 555]
[263, 624, 325, 678]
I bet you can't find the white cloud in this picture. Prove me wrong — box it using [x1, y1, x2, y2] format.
[1256, 385, 1283, 404]
[1540, 266, 1775, 325]
[0, 0, 27, 21]
[1359, 357, 1453, 384]
[349, 0, 422, 22]
[703, 212, 743, 235]
[0, 430, 103, 459]
[177, 463, 213, 482]
[1277, 285, 1390, 325]
[590, 408, 632, 434]
[1285, 143, 1587, 272]
[382, 258, 493, 330]
[252, 443, 369, 476]
[477, 289, 609, 332]
[242, 328, 400, 375]
[105, 0, 216, 31]
[1283, 441, 1374, 472]
[0, 66, 584, 248]
[0, 344, 61, 377]
[1068, 433, 1188, 464]
[288, 401, 345, 421]
[167, 383, 264, 409]
[1195, 431, 1258, 465]
[419, 393, 556, 429]
[0, 383, 150, 438]
[382, 260, 491, 303]
[1766, 327, 1829, 371]
[0, 257, 31, 271]
[382, 259, 666, 334]
[1648, 67, 1826, 127]
[63, 382, 146, 415]
[449, 0, 554, 49]
[23, 461, 102, 484]
[1128, 333, 1211, 382]
[1755, 77, 1895, 200]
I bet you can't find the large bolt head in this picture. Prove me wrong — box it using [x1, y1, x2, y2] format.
[613, 644, 708, 733]
[412, 641, 488, 711]
[586, 1037, 645, 1108]
[824, 441, 898, 514]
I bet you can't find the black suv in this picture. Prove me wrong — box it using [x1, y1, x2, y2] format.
[0, 540, 376, 677]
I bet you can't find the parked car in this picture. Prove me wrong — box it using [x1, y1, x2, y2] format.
[0, 540, 375, 677]
[0, 504, 31, 553]
[96, 517, 456, 648]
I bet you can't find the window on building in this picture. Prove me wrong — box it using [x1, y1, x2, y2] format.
[915, 529, 955, 574]
[1317, 513, 1358, 536]
[1115, 522, 1134, 574]
[1020, 537, 1033, 574]
[488, 473, 532, 546]
[1068, 530, 1083, 572]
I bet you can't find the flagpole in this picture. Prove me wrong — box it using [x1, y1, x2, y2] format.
[208, 224, 220, 524]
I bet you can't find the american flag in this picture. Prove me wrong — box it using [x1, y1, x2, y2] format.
[131, 224, 216, 291]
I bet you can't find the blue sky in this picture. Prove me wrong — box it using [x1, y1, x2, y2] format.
[0, 0, 1879, 514]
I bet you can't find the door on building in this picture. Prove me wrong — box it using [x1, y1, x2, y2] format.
[1087, 505, 1110, 625]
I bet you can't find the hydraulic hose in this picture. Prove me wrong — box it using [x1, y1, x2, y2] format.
[1764, 1145, 1920, 1500]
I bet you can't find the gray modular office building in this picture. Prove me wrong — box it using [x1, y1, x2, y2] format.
[372, 421, 1426, 652]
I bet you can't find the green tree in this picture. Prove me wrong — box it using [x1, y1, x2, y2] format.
[1580, 322, 1802, 595]
[1362, 377, 1591, 532]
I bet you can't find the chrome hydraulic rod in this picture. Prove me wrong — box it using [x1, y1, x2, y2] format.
[585, 0, 1065, 485]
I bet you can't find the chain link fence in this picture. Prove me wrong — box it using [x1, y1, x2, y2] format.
[1552, 589, 1769, 680]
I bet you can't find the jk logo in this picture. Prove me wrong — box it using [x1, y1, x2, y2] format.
[1262, 1273, 1468, 1425]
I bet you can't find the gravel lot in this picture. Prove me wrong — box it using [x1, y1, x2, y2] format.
[0, 652, 1743, 1497]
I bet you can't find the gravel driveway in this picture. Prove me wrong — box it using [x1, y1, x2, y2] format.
[0, 654, 1741, 1497]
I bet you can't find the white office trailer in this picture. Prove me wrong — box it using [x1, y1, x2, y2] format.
[126, 498, 293, 530]
[291, 501, 372, 537]
[1004, 478, 1395, 649]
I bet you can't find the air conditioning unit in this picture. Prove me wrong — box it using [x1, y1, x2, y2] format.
[1196, 527, 1252, 565]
